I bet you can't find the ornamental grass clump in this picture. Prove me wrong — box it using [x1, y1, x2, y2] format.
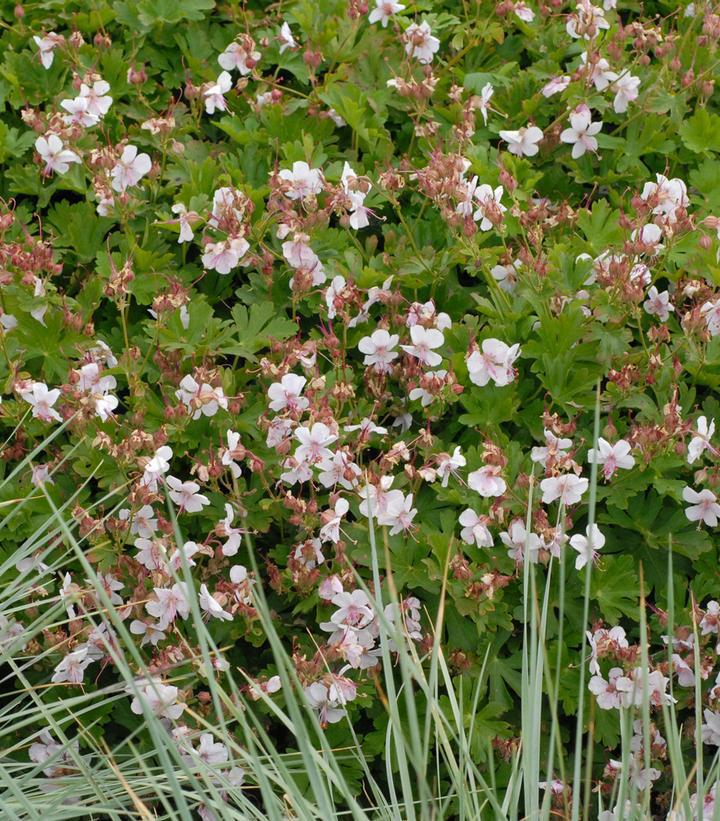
[1, 0, 720, 817]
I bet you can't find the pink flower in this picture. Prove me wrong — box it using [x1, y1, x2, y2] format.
[569, 523, 605, 570]
[688, 416, 716, 464]
[400, 325, 444, 367]
[466, 339, 520, 387]
[499, 125, 543, 157]
[33, 33, 63, 69]
[268, 373, 308, 413]
[403, 21, 440, 64]
[111, 145, 151, 192]
[369, 0, 405, 26]
[643, 286, 674, 321]
[166, 476, 210, 513]
[204, 71, 233, 114]
[587, 438, 634, 480]
[218, 40, 260, 75]
[588, 667, 634, 710]
[199, 584, 233, 621]
[468, 465, 506, 497]
[540, 473, 588, 506]
[542, 76, 570, 96]
[683, 486, 720, 527]
[21, 382, 62, 423]
[294, 423, 337, 465]
[278, 161, 324, 200]
[146, 582, 190, 628]
[560, 108, 602, 159]
[35, 134, 80, 175]
[201, 237, 249, 274]
[358, 329, 400, 373]
[459, 509, 493, 547]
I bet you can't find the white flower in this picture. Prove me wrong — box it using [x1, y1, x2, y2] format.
[293, 537, 325, 569]
[688, 416, 716, 464]
[141, 446, 173, 490]
[343, 418, 387, 437]
[632, 222, 664, 253]
[278, 22, 297, 52]
[466, 339, 520, 387]
[369, 0, 405, 26]
[702, 709, 720, 746]
[490, 259, 521, 292]
[580, 52, 616, 90]
[220, 503, 243, 555]
[560, 108, 602, 159]
[473, 184, 506, 231]
[219, 40, 260, 75]
[500, 519, 542, 563]
[587, 438, 635, 480]
[204, 71, 233, 114]
[400, 325, 444, 367]
[514, 2, 535, 21]
[476, 82, 494, 124]
[304, 682, 347, 725]
[171, 203, 196, 243]
[111, 145, 151, 192]
[199, 584, 233, 621]
[146, 583, 190, 628]
[377, 490, 417, 535]
[33, 33, 62, 69]
[35, 134, 80, 175]
[570, 523, 605, 570]
[436, 446, 466, 487]
[60, 96, 98, 127]
[566, 1, 610, 39]
[468, 465, 506, 497]
[80, 80, 113, 118]
[542, 76, 570, 96]
[278, 161, 324, 200]
[319, 498, 350, 544]
[683, 487, 720, 527]
[531, 429, 573, 467]
[359, 329, 400, 373]
[341, 163, 371, 229]
[52, 646, 92, 684]
[176, 375, 228, 419]
[267, 374, 308, 414]
[700, 300, 720, 336]
[130, 679, 184, 720]
[588, 667, 634, 710]
[294, 423, 337, 465]
[643, 286, 674, 321]
[166, 476, 210, 513]
[329, 590, 374, 628]
[21, 382, 62, 423]
[613, 72, 640, 114]
[498, 125, 543, 158]
[403, 21, 440, 64]
[318, 450, 361, 490]
[325, 275, 347, 319]
[95, 393, 118, 421]
[459, 509, 493, 547]
[640, 174, 689, 220]
[540, 474, 589, 506]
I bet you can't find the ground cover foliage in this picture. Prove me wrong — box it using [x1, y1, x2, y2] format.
[2, 0, 720, 817]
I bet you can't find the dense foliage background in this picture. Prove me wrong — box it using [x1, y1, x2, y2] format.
[2, 0, 720, 817]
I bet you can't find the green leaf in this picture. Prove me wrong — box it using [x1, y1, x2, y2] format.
[679, 108, 720, 155]
[224, 302, 297, 361]
[590, 555, 639, 621]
